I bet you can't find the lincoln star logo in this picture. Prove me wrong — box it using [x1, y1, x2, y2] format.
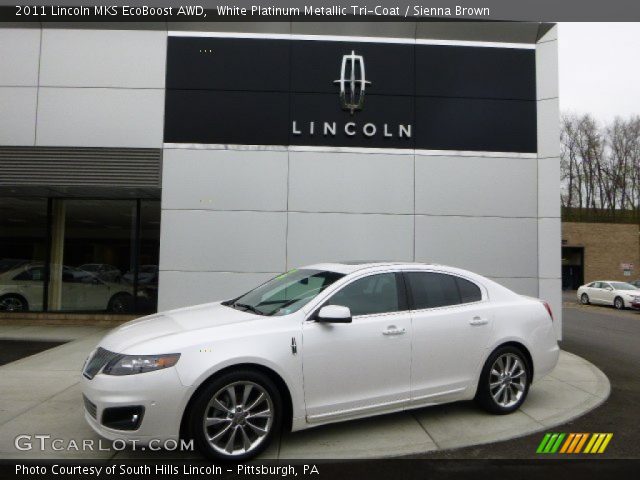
[334, 50, 371, 115]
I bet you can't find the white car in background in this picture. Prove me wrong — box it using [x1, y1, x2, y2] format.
[577, 280, 640, 309]
[0, 263, 133, 312]
[81, 262, 559, 461]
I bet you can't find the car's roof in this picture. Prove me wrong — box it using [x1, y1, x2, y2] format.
[302, 261, 441, 275]
[589, 280, 631, 283]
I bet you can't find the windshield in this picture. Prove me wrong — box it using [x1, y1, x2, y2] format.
[610, 282, 638, 290]
[224, 269, 345, 316]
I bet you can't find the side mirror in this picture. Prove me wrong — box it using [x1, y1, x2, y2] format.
[606, 287, 613, 291]
[317, 305, 352, 323]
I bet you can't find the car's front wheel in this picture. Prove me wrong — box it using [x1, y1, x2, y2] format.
[188, 369, 282, 461]
[475, 346, 531, 414]
[0, 294, 28, 312]
[580, 293, 590, 305]
[614, 296, 624, 310]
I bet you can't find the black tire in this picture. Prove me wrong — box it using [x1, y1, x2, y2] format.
[580, 293, 590, 305]
[107, 292, 133, 313]
[614, 296, 624, 310]
[187, 369, 282, 462]
[475, 346, 531, 415]
[0, 294, 29, 312]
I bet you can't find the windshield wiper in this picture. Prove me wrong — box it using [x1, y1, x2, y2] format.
[232, 302, 264, 316]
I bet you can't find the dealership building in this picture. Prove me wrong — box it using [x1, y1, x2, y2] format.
[0, 21, 561, 337]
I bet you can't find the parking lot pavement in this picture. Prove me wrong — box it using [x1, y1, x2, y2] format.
[0, 323, 609, 460]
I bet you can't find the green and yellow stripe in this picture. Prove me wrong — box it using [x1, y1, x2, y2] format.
[536, 433, 613, 454]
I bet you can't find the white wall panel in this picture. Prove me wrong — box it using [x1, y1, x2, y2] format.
[40, 29, 166, 88]
[160, 210, 287, 273]
[158, 271, 275, 311]
[288, 151, 414, 214]
[537, 98, 560, 159]
[415, 216, 538, 278]
[0, 28, 41, 86]
[415, 155, 537, 217]
[0, 87, 37, 145]
[489, 277, 539, 297]
[287, 212, 414, 267]
[536, 39, 558, 100]
[162, 149, 288, 212]
[538, 156, 561, 218]
[36, 87, 164, 147]
[538, 217, 561, 279]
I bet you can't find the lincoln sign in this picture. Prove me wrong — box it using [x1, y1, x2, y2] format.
[164, 35, 537, 153]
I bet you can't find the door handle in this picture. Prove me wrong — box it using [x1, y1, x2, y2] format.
[469, 316, 488, 326]
[382, 326, 406, 336]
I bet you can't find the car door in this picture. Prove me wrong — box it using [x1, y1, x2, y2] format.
[601, 282, 615, 305]
[302, 272, 411, 422]
[588, 282, 603, 304]
[405, 271, 492, 404]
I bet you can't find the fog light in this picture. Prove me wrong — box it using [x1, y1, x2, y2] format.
[101, 406, 144, 431]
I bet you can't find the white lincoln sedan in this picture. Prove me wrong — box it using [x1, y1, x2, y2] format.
[577, 280, 640, 309]
[81, 262, 559, 461]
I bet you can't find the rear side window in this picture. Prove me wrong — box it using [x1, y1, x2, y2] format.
[406, 272, 482, 309]
[406, 272, 459, 309]
[456, 277, 482, 303]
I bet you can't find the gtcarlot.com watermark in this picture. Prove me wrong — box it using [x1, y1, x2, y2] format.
[14, 434, 194, 452]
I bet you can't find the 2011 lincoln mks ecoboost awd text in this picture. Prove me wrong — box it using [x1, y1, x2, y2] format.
[81, 262, 559, 460]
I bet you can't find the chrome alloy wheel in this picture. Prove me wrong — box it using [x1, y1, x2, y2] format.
[489, 353, 527, 408]
[203, 381, 274, 456]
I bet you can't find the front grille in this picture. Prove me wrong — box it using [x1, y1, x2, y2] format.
[83, 347, 120, 379]
[83, 395, 97, 419]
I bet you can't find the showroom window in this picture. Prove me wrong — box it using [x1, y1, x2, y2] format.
[0, 197, 160, 314]
[0, 198, 48, 312]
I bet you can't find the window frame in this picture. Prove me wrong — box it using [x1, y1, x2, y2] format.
[401, 270, 487, 313]
[309, 271, 409, 320]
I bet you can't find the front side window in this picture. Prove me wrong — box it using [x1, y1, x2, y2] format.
[226, 269, 344, 316]
[406, 272, 482, 309]
[326, 273, 400, 316]
[14, 266, 45, 282]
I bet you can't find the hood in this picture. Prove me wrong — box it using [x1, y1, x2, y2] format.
[99, 302, 259, 352]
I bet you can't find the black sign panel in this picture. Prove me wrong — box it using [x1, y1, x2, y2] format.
[165, 90, 289, 145]
[290, 41, 415, 96]
[290, 93, 414, 148]
[164, 37, 537, 153]
[166, 37, 290, 91]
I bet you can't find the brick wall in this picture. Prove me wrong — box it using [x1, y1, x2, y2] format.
[562, 222, 640, 282]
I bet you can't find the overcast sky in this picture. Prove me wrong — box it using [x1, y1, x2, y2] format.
[559, 23, 640, 123]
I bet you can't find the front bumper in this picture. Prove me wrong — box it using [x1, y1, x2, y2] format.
[81, 366, 189, 444]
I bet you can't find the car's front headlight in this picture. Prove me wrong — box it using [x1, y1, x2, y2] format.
[102, 353, 180, 376]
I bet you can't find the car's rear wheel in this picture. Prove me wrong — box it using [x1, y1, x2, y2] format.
[580, 293, 590, 305]
[614, 296, 624, 310]
[107, 293, 133, 313]
[475, 346, 530, 414]
[0, 294, 28, 312]
[188, 369, 282, 461]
